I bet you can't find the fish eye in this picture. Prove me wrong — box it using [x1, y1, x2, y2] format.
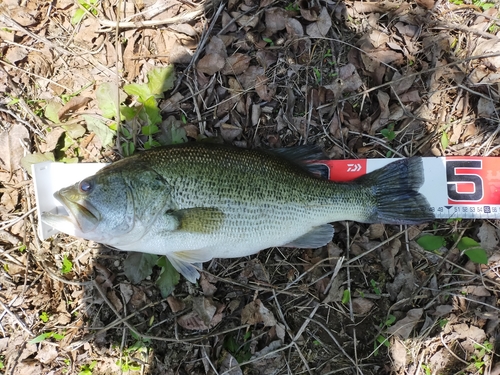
[79, 179, 93, 193]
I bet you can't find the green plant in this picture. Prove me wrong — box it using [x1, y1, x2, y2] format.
[457, 237, 488, 264]
[224, 330, 252, 363]
[381, 123, 396, 141]
[370, 279, 381, 295]
[417, 235, 446, 252]
[262, 37, 274, 46]
[421, 363, 432, 375]
[373, 315, 395, 356]
[116, 333, 150, 372]
[441, 131, 449, 149]
[40, 311, 50, 323]
[285, 2, 299, 11]
[470, 341, 493, 373]
[313, 67, 321, 84]
[341, 289, 350, 304]
[61, 254, 73, 274]
[29, 331, 65, 344]
[72, 0, 99, 25]
[78, 361, 97, 375]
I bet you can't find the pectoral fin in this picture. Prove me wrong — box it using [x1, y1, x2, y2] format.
[171, 208, 225, 234]
[283, 224, 334, 248]
[167, 249, 215, 283]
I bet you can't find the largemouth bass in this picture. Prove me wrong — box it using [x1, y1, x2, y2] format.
[42, 143, 434, 282]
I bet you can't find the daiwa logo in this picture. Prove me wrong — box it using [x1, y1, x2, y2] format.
[347, 163, 362, 172]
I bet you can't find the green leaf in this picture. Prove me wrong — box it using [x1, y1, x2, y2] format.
[123, 253, 158, 284]
[62, 124, 86, 139]
[464, 248, 488, 264]
[147, 65, 176, 98]
[40, 311, 49, 323]
[61, 254, 73, 274]
[82, 115, 116, 146]
[441, 131, 449, 149]
[29, 333, 51, 344]
[44, 100, 63, 123]
[417, 235, 446, 251]
[457, 236, 480, 251]
[341, 289, 350, 304]
[122, 141, 135, 156]
[155, 256, 180, 298]
[123, 83, 153, 103]
[96, 83, 127, 119]
[143, 96, 162, 125]
[71, 8, 86, 25]
[120, 105, 138, 121]
[142, 124, 159, 136]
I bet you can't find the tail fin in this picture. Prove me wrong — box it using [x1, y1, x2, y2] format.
[357, 157, 434, 224]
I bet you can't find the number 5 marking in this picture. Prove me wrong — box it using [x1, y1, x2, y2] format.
[446, 160, 483, 201]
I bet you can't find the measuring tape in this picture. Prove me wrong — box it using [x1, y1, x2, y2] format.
[312, 157, 500, 220]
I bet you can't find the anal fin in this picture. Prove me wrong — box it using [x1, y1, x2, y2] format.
[283, 224, 334, 248]
[167, 249, 214, 283]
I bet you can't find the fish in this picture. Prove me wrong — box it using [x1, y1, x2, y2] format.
[42, 142, 434, 283]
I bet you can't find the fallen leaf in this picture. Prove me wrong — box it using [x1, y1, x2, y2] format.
[0, 124, 29, 174]
[123, 252, 158, 284]
[241, 299, 277, 327]
[306, 7, 332, 37]
[265, 8, 288, 34]
[57, 96, 91, 121]
[219, 351, 243, 375]
[351, 298, 374, 315]
[82, 115, 115, 146]
[222, 53, 252, 75]
[197, 53, 226, 75]
[386, 308, 423, 339]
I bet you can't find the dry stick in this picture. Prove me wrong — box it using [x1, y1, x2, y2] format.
[0, 300, 34, 337]
[114, 0, 123, 154]
[98, 6, 206, 30]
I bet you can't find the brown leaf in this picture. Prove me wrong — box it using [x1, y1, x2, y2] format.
[386, 308, 423, 339]
[0, 124, 29, 175]
[265, 8, 289, 34]
[34, 345, 58, 364]
[351, 298, 374, 315]
[255, 75, 276, 101]
[57, 96, 91, 121]
[306, 7, 332, 38]
[241, 299, 276, 327]
[206, 36, 227, 57]
[167, 296, 186, 313]
[197, 53, 225, 75]
[299, 0, 321, 21]
[222, 53, 252, 75]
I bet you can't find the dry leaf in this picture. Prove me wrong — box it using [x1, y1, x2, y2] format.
[197, 53, 225, 75]
[352, 298, 374, 315]
[241, 299, 277, 327]
[265, 8, 288, 34]
[57, 96, 91, 121]
[222, 53, 252, 75]
[255, 75, 276, 101]
[0, 124, 29, 175]
[386, 308, 423, 339]
[306, 7, 332, 38]
[167, 296, 186, 313]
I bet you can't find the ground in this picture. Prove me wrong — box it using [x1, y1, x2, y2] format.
[0, 0, 500, 374]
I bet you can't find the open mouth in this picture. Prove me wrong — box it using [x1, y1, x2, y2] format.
[53, 190, 100, 233]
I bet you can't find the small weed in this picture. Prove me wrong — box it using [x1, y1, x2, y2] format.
[72, 0, 99, 25]
[78, 361, 97, 375]
[40, 311, 50, 323]
[29, 331, 65, 344]
[438, 319, 448, 329]
[380, 123, 396, 141]
[341, 289, 350, 304]
[373, 315, 395, 356]
[421, 364, 432, 375]
[116, 333, 150, 372]
[470, 341, 493, 373]
[224, 330, 252, 363]
[285, 3, 299, 11]
[0, 355, 4, 370]
[61, 254, 73, 274]
[441, 131, 449, 149]
[313, 67, 321, 84]
[262, 37, 274, 46]
[417, 234, 488, 264]
[370, 279, 381, 295]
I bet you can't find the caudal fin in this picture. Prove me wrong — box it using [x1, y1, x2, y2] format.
[358, 157, 434, 224]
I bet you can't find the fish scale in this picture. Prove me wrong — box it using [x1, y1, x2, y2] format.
[42, 142, 434, 283]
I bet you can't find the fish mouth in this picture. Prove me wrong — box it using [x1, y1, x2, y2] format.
[52, 188, 101, 233]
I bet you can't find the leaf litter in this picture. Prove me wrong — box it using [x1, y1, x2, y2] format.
[1, 0, 500, 374]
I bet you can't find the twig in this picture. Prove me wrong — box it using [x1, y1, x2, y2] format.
[0, 300, 34, 337]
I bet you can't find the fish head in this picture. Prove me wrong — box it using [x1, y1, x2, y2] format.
[42, 161, 176, 245]
[42, 168, 139, 243]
